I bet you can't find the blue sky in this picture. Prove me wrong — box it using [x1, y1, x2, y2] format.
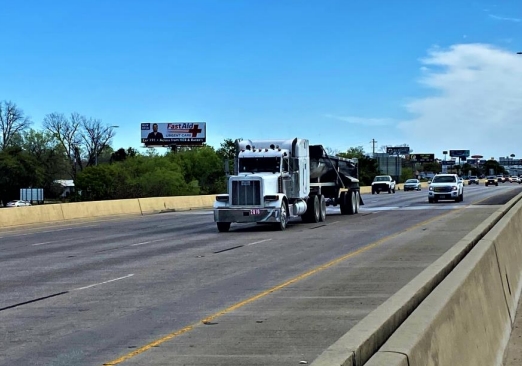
[1, 0, 521, 159]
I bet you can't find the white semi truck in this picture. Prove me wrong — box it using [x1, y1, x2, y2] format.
[213, 138, 363, 232]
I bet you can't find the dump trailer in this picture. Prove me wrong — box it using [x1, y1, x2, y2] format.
[213, 138, 363, 232]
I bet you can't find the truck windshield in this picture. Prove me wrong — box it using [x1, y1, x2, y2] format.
[239, 157, 281, 173]
[374, 176, 390, 182]
[432, 176, 456, 183]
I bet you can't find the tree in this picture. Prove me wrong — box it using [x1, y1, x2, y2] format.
[43, 112, 118, 178]
[110, 147, 138, 163]
[0, 101, 31, 150]
[337, 146, 380, 185]
[217, 138, 240, 174]
[0, 147, 42, 205]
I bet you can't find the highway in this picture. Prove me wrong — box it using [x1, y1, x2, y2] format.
[1, 184, 521, 366]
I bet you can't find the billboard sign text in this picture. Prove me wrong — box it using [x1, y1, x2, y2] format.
[386, 146, 410, 155]
[449, 149, 470, 158]
[409, 153, 435, 163]
[141, 122, 207, 146]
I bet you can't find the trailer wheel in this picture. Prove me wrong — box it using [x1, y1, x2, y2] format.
[347, 191, 357, 215]
[339, 192, 348, 215]
[217, 222, 231, 232]
[318, 195, 326, 222]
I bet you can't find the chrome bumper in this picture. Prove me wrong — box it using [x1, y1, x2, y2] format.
[214, 207, 282, 223]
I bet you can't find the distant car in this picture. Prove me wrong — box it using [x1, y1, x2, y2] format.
[371, 175, 396, 194]
[497, 175, 505, 183]
[468, 176, 479, 185]
[485, 176, 498, 186]
[403, 179, 421, 191]
[6, 200, 32, 207]
[509, 176, 520, 183]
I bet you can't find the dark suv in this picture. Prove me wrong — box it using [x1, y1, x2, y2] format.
[485, 176, 498, 186]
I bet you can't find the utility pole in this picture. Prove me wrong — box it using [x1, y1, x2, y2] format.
[370, 139, 377, 158]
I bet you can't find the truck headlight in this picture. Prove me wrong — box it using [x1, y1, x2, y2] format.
[216, 194, 229, 202]
[264, 195, 279, 201]
[452, 186, 457, 191]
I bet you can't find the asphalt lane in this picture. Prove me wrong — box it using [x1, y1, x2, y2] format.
[0, 184, 520, 366]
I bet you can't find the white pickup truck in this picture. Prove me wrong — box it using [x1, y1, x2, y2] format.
[428, 174, 464, 203]
[371, 175, 396, 194]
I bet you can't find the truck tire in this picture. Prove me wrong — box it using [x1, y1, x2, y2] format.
[347, 191, 357, 215]
[340, 192, 348, 215]
[302, 195, 320, 223]
[354, 191, 360, 213]
[217, 222, 231, 232]
[318, 195, 326, 222]
[275, 201, 288, 231]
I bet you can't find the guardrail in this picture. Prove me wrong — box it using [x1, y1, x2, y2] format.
[1, 183, 430, 229]
[311, 192, 522, 366]
[0, 195, 217, 228]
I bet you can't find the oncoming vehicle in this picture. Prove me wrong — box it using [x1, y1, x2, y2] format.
[403, 179, 421, 191]
[6, 200, 32, 207]
[428, 174, 464, 203]
[485, 176, 498, 186]
[371, 175, 396, 194]
[467, 176, 479, 185]
[510, 176, 521, 184]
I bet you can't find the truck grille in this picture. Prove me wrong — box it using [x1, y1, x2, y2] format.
[434, 186, 452, 192]
[231, 180, 261, 205]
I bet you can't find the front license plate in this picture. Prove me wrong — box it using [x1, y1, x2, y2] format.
[249, 209, 261, 215]
[439, 195, 446, 199]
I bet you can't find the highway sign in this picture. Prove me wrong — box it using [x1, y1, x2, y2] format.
[449, 149, 470, 158]
[386, 146, 410, 155]
[409, 153, 435, 162]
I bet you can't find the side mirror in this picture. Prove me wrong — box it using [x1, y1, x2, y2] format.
[428, 180, 432, 184]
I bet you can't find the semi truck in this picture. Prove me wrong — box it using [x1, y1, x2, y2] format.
[213, 138, 363, 232]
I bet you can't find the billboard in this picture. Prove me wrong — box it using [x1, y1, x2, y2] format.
[409, 153, 435, 163]
[449, 149, 470, 158]
[441, 160, 455, 166]
[386, 146, 410, 155]
[141, 122, 206, 146]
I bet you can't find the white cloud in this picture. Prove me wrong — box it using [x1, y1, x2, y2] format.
[489, 14, 521, 22]
[325, 114, 394, 126]
[398, 43, 522, 158]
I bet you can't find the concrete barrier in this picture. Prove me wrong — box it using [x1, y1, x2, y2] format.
[362, 195, 522, 366]
[310, 192, 522, 366]
[0, 204, 64, 227]
[138, 195, 215, 214]
[61, 199, 142, 221]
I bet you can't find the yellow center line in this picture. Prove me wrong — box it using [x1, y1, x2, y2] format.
[102, 206, 463, 365]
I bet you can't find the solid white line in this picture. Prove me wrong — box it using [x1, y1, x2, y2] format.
[73, 274, 134, 291]
[32, 241, 53, 246]
[131, 238, 164, 246]
[246, 238, 272, 246]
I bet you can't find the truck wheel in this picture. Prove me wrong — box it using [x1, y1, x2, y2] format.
[347, 191, 357, 215]
[276, 201, 288, 230]
[340, 192, 348, 215]
[354, 191, 360, 213]
[302, 195, 320, 223]
[388, 187, 392, 194]
[318, 195, 326, 222]
[217, 222, 231, 232]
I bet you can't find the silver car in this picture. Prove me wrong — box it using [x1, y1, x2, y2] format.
[6, 200, 32, 207]
[403, 179, 421, 191]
